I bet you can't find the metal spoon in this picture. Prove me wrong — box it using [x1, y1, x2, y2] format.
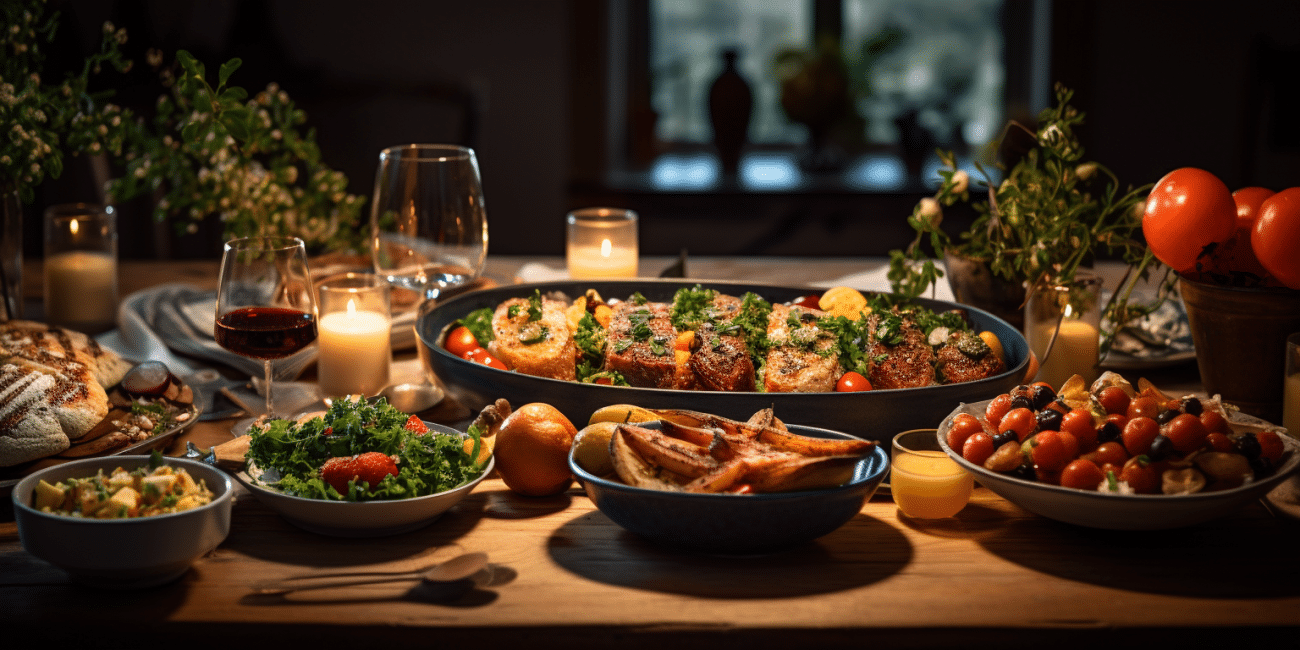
[251, 551, 488, 595]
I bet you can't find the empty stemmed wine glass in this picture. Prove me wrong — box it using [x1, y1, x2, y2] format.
[371, 144, 489, 307]
[214, 236, 318, 420]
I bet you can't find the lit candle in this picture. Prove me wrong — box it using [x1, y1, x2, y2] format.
[317, 297, 392, 399]
[1031, 318, 1100, 390]
[566, 207, 638, 278]
[44, 250, 118, 331]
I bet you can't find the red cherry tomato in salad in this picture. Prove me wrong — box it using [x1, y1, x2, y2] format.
[998, 407, 1036, 442]
[1126, 395, 1161, 421]
[1081, 441, 1128, 467]
[1122, 417, 1160, 456]
[1164, 413, 1208, 453]
[984, 394, 1014, 428]
[1206, 432, 1233, 453]
[444, 326, 481, 357]
[791, 294, 821, 310]
[1120, 456, 1160, 494]
[946, 413, 984, 451]
[1257, 430, 1285, 464]
[836, 371, 872, 392]
[1096, 386, 1131, 416]
[1253, 187, 1300, 289]
[1142, 168, 1236, 272]
[1201, 410, 1231, 435]
[461, 347, 507, 370]
[1059, 409, 1095, 441]
[403, 414, 429, 435]
[1031, 430, 1077, 472]
[962, 432, 996, 465]
[1060, 458, 1105, 491]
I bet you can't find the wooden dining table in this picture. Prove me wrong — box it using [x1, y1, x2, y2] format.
[3, 256, 1298, 648]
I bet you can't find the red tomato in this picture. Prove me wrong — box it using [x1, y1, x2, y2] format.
[1206, 432, 1233, 453]
[403, 414, 429, 435]
[1233, 186, 1275, 230]
[444, 326, 482, 357]
[1122, 417, 1160, 456]
[984, 394, 1014, 428]
[1120, 456, 1160, 494]
[1059, 409, 1095, 441]
[1060, 458, 1105, 491]
[461, 347, 507, 370]
[998, 407, 1036, 442]
[1164, 413, 1208, 453]
[1096, 386, 1131, 416]
[791, 294, 821, 310]
[946, 413, 984, 451]
[1257, 430, 1285, 464]
[1201, 410, 1231, 435]
[1253, 187, 1300, 289]
[836, 371, 872, 392]
[1126, 395, 1161, 421]
[962, 432, 996, 465]
[1031, 430, 1077, 472]
[1082, 441, 1128, 467]
[1142, 167, 1237, 272]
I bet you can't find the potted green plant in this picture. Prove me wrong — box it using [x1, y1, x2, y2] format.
[888, 84, 1168, 351]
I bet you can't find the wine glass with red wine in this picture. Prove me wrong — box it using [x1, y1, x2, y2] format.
[214, 236, 318, 419]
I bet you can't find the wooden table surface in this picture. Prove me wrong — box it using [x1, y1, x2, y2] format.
[5, 256, 1297, 648]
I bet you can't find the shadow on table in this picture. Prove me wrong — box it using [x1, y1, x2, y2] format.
[975, 510, 1300, 598]
[546, 510, 912, 599]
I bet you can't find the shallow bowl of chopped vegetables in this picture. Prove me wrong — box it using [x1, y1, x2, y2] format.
[12, 453, 233, 589]
[232, 398, 493, 537]
[936, 399, 1300, 530]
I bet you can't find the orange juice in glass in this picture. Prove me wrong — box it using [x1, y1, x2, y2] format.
[891, 429, 974, 519]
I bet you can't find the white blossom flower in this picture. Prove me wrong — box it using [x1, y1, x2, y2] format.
[950, 170, 969, 194]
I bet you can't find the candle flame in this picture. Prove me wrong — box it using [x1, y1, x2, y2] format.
[600, 238, 612, 257]
[1063, 304, 1074, 318]
[346, 298, 357, 316]
[69, 219, 79, 236]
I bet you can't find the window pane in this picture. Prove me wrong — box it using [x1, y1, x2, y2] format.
[650, 0, 812, 145]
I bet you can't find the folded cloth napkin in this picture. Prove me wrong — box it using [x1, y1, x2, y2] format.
[515, 262, 572, 283]
[811, 263, 956, 302]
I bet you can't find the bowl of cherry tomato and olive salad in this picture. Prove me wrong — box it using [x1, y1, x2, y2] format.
[12, 452, 234, 588]
[935, 371, 1300, 530]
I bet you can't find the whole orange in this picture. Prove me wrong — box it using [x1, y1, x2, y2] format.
[494, 403, 578, 497]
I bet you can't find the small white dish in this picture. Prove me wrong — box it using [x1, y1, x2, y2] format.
[233, 422, 491, 537]
[936, 400, 1300, 530]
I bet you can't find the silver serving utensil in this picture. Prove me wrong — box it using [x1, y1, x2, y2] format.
[250, 551, 488, 595]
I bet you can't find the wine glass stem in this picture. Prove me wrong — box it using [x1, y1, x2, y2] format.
[263, 359, 275, 419]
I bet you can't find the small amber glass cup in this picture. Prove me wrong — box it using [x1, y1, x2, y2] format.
[891, 429, 974, 519]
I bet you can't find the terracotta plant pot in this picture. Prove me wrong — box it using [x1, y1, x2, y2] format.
[1179, 274, 1300, 423]
[943, 253, 1025, 330]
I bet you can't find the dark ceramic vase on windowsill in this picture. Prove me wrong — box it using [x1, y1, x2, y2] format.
[708, 49, 753, 175]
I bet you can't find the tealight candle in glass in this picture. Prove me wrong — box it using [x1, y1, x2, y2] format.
[1025, 273, 1103, 390]
[316, 273, 392, 400]
[43, 203, 118, 333]
[566, 208, 638, 278]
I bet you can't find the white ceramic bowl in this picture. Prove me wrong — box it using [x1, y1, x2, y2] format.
[234, 422, 492, 537]
[936, 400, 1300, 530]
[13, 456, 233, 589]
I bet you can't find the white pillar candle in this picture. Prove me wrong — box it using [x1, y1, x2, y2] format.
[566, 208, 638, 278]
[567, 240, 639, 278]
[44, 251, 118, 331]
[1031, 319, 1100, 390]
[317, 299, 391, 399]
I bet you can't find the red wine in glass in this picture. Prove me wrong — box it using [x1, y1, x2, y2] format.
[214, 307, 318, 359]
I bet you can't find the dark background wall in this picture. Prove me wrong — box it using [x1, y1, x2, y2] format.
[23, 0, 1300, 259]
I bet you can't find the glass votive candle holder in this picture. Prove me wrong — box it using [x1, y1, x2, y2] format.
[1024, 272, 1103, 390]
[566, 207, 638, 278]
[43, 203, 118, 333]
[316, 273, 392, 400]
[891, 428, 974, 519]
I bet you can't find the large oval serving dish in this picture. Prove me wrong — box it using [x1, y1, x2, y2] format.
[418, 280, 1030, 442]
[935, 399, 1300, 530]
[570, 420, 889, 553]
[233, 422, 493, 538]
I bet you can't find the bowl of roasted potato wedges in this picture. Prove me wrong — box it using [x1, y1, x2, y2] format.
[568, 406, 889, 552]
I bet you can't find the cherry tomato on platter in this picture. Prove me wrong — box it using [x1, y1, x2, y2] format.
[791, 294, 822, 310]
[836, 371, 873, 392]
[998, 407, 1036, 442]
[461, 346, 508, 370]
[1142, 167, 1237, 273]
[1060, 458, 1106, 491]
[1257, 430, 1285, 464]
[1164, 413, 1208, 453]
[1031, 430, 1078, 473]
[403, 414, 429, 435]
[946, 413, 984, 451]
[1252, 187, 1300, 289]
[444, 325, 482, 357]
[985, 394, 1014, 429]
[1122, 416, 1160, 456]
[1096, 386, 1131, 416]
[962, 432, 996, 465]
[1081, 441, 1128, 467]
[1120, 456, 1160, 494]
[1126, 395, 1161, 421]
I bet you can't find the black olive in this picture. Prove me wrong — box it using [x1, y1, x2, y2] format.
[1011, 462, 1036, 480]
[1156, 409, 1178, 425]
[1097, 420, 1122, 444]
[1250, 455, 1275, 479]
[1148, 435, 1174, 461]
[1010, 384, 1032, 399]
[1009, 395, 1033, 411]
[992, 430, 1018, 448]
[1181, 397, 1203, 416]
[1035, 409, 1063, 433]
[1030, 385, 1057, 410]
[1236, 432, 1262, 460]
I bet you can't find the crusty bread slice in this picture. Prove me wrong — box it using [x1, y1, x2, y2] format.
[0, 320, 131, 387]
[488, 297, 577, 380]
[0, 364, 71, 466]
